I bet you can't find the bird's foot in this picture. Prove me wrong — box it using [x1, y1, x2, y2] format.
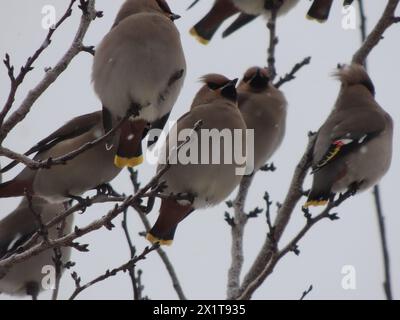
[127, 103, 141, 118]
[348, 181, 362, 196]
[134, 196, 155, 214]
[96, 183, 121, 197]
[260, 162, 276, 172]
[68, 195, 92, 211]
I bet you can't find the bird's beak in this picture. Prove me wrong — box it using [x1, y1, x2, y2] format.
[170, 13, 181, 21]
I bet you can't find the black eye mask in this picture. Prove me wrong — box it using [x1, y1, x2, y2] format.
[156, 0, 172, 14]
[207, 82, 225, 90]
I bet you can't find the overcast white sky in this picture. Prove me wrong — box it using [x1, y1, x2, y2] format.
[0, 0, 399, 300]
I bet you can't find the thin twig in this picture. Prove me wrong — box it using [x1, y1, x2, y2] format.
[52, 218, 68, 301]
[12, 194, 125, 256]
[357, 0, 393, 300]
[0, 165, 170, 275]
[274, 57, 311, 88]
[237, 133, 316, 298]
[238, 188, 356, 300]
[68, 244, 159, 300]
[0, 110, 130, 172]
[0, 0, 99, 143]
[267, 8, 278, 80]
[236, 0, 400, 300]
[0, 0, 77, 127]
[0, 121, 202, 280]
[352, 0, 400, 65]
[226, 1, 311, 299]
[26, 194, 49, 244]
[300, 285, 313, 300]
[372, 186, 393, 300]
[227, 175, 254, 299]
[121, 207, 142, 300]
[128, 169, 187, 300]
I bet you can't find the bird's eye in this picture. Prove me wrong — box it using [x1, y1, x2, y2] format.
[207, 82, 221, 90]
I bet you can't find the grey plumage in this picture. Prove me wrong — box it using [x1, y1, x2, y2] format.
[190, 0, 299, 44]
[92, 0, 186, 153]
[305, 64, 393, 207]
[232, 0, 299, 17]
[147, 74, 247, 245]
[0, 111, 121, 203]
[237, 67, 287, 173]
[0, 198, 73, 299]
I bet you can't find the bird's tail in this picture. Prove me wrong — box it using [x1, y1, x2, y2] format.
[0, 179, 32, 198]
[304, 193, 329, 208]
[114, 119, 147, 168]
[304, 182, 332, 208]
[222, 13, 258, 38]
[190, 0, 239, 45]
[306, 0, 333, 22]
[146, 198, 194, 246]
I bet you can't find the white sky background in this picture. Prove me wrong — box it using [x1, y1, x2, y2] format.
[0, 0, 399, 300]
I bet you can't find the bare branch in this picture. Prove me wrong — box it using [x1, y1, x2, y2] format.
[0, 146, 39, 169]
[237, 133, 316, 298]
[128, 169, 187, 300]
[68, 244, 159, 300]
[121, 207, 143, 300]
[300, 285, 313, 300]
[226, 0, 311, 299]
[0, 0, 99, 143]
[372, 186, 393, 300]
[274, 57, 311, 88]
[0, 0, 77, 127]
[0, 121, 202, 287]
[357, 0, 393, 300]
[0, 165, 169, 276]
[267, 8, 278, 80]
[0, 111, 132, 174]
[51, 218, 68, 300]
[352, 0, 400, 64]
[26, 193, 49, 244]
[238, 187, 356, 300]
[227, 175, 254, 299]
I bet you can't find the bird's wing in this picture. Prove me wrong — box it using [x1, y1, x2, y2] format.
[222, 12, 258, 38]
[0, 231, 36, 259]
[1, 111, 102, 173]
[312, 109, 386, 173]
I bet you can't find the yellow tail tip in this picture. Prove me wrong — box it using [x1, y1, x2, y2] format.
[306, 14, 327, 23]
[146, 233, 173, 246]
[303, 200, 328, 208]
[189, 27, 209, 45]
[114, 155, 144, 169]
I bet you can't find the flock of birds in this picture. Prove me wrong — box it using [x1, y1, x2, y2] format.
[0, 0, 394, 299]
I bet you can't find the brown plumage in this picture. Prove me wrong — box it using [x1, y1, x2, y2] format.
[305, 64, 393, 207]
[237, 67, 287, 173]
[147, 74, 247, 245]
[0, 198, 73, 299]
[189, 0, 299, 44]
[0, 112, 123, 202]
[92, 0, 186, 167]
